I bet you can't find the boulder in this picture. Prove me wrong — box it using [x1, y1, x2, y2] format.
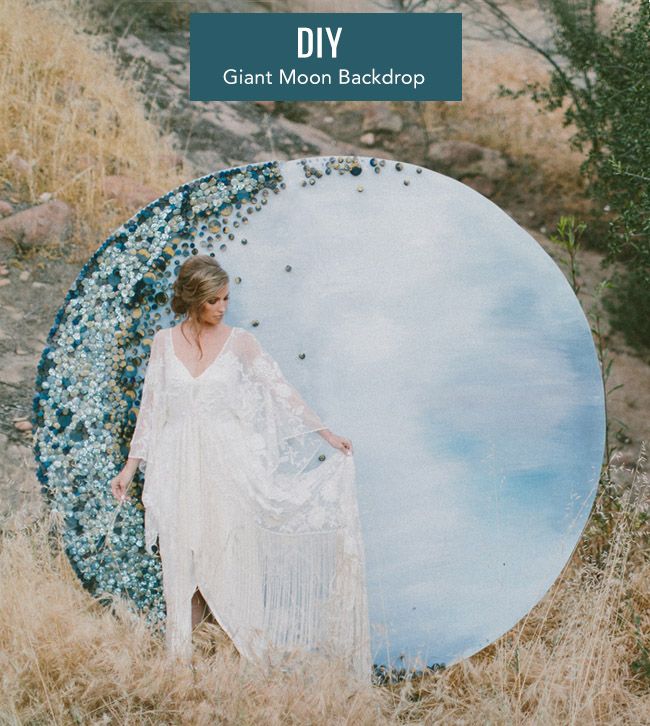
[101, 175, 159, 212]
[397, 125, 428, 150]
[361, 103, 404, 135]
[427, 140, 509, 197]
[0, 200, 73, 253]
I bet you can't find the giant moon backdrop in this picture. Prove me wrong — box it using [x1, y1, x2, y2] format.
[33, 156, 606, 672]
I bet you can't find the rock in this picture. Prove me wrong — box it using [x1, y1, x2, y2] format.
[111, 25, 355, 175]
[397, 125, 428, 150]
[0, 353, 27, 384]
[427, 140, 508, 184]
[0, 279, 10, 287]
[38, 192, 53, 203]
[0, 200, 73, 253]
[427, 140, 509, 197]
[361, 103, 404, 135]
[188, 151, 227, 175]
[428, 140, 482, 166]
[0, 264, 8, 275]
[14, 420, 32, 432]
[3, 306, 23, 323]
[19, 270, 29, 281]
[0, 201, 13, 217]
[360, 132, 375, 146]
[101, 175, 159, 211]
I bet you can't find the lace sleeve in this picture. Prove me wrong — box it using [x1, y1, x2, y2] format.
[237, 330, 331, 477]
[128, 329, 164, 473]
[239, 330, 329, 438]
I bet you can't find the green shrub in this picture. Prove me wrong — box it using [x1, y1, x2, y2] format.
[497, 0, 650, 350]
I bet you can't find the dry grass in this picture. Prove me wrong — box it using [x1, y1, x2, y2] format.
[0, 516, 386, 724]
[0, 0, 190, 259]
[1, 449, 648, 724]
[420, 40, 589, 218]
[430, 43, 575, 164]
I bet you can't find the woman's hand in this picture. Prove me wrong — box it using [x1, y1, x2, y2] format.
[325, 432, 353, 456]
[110, 469, 134, 503]
[111, 457, 141, 502]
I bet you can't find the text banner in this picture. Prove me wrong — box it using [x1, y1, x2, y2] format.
[190, 12, 462, 101]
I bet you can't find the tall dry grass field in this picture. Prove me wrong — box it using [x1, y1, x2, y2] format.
[1, 452, 648, 724]
[0, 0, 189, 258]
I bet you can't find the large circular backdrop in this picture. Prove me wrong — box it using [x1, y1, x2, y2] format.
[33, 156, 606, 673]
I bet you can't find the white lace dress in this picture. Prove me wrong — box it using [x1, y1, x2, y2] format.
[127, 325, 371, 680]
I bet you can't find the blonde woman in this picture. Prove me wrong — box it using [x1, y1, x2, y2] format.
[110, 255, 371, 680]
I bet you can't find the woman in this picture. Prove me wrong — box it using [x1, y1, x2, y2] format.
[110, 255, 371, 680]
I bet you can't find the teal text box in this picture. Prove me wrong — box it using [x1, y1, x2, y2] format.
[190, 13, 462, 101]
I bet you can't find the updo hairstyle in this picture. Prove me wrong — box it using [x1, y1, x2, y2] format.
[171, 255, 229, 357]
